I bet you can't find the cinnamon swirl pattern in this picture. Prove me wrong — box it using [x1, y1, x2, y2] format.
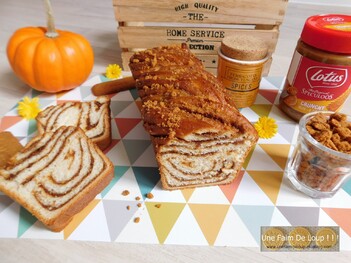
[36, 96, 111, 150]
[129, 45, 258, 189]
[0, 126, 113, 231]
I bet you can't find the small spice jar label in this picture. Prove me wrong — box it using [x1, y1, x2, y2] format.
[217, 35, 269, 108]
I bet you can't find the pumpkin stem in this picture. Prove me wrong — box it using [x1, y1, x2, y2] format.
[44, 0, 59, 38]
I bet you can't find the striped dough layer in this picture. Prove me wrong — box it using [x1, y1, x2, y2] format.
[36, 96, 111, 150]
[0, 126, 113, 231]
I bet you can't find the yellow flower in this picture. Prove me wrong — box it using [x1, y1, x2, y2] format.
[105, 64, 122, 79]
[17, 96, 41, 120]
[254, 116, 278, 139]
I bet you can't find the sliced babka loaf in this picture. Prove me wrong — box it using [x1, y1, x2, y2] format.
[36, 96, 111, 150]
[129, 44, 258, 190]
[0, 126, 113, 232]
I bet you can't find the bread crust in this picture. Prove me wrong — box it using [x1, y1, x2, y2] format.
[94, 101, 112, 151]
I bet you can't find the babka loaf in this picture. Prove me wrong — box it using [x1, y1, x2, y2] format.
[129, 44, 258, 190]
[0, 126, 113, 231]
[36, 96, 111, 150]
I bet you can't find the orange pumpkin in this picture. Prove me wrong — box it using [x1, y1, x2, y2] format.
[6, 1, 94, 93]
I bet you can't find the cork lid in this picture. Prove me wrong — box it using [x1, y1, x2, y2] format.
[221, 35, 268, 61]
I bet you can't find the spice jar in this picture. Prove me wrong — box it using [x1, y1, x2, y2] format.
[279, 14, 351, 121]
[217, 35, 269, 108]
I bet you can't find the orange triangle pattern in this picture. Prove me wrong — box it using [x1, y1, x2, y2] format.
[247, 170, 284, 204]
[0, 116, 23, 131]
[259, 89, 279, 104]
[259, 144, 291, 170]
[63, 199, 100, 239]
[103, 139, 120, 154]
[145, 202, 185, 244]
[219, 170, 245, 203]
[115, 118, 142, 138]
[323, 208, 351, 237]
[181, 188, 195, 202]
[189, 204, 230, 245]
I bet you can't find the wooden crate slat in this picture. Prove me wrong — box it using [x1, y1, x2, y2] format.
[114, 8, 282, 25]
[121, 52, 272, 76]
[113, 0, 288, 25]
[118, 26, 279, 54]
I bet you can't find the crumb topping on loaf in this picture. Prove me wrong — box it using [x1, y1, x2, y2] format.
[130, 45, 255, 140]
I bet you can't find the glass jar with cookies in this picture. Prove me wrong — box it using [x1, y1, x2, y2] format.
[286, 111, 351, 198]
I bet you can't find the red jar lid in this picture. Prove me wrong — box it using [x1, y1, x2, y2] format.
[301, 14, 351, 54]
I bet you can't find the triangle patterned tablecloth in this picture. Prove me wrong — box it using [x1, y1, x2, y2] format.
[1, 75, 351, 249]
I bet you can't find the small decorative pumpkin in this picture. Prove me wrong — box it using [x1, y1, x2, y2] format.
[6, 0, 94, 93]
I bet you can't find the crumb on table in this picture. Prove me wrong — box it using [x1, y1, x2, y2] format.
[121, 190, 130, 196]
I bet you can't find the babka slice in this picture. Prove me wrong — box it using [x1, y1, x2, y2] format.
[36, 96, 111, 150]
[0, 126, 113, 232]
[129, 44, 258, 190]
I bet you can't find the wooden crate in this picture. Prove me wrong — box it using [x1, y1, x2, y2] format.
[113, 0, 288, 75]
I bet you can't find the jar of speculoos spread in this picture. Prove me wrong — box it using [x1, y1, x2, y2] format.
[279, 14, 351, 121]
